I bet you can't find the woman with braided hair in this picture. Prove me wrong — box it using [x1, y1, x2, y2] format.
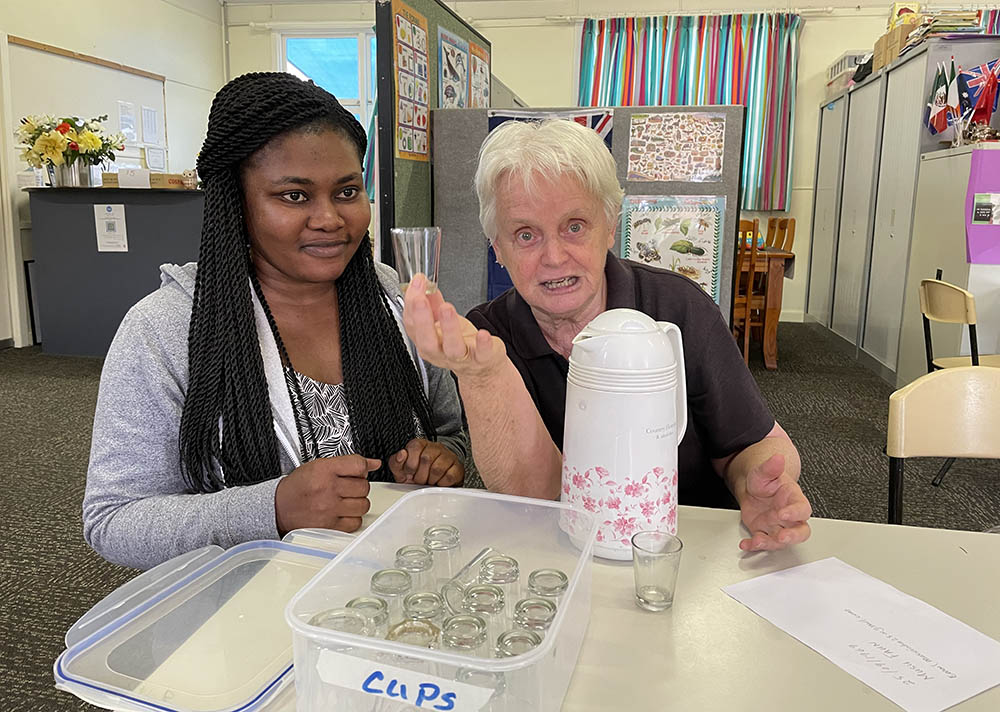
[84, 73, 468, 569]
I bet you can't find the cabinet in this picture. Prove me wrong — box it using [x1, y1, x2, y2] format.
[806, 36, 1000, 383]
[831, 79, 883, 345]
[805, 97, 847, 327]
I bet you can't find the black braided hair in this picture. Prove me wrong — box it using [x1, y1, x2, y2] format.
[180, 72, 435, 492]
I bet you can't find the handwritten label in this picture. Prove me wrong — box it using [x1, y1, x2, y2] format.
[316, 650, 495, 711]
[723, 557, 1000, 712]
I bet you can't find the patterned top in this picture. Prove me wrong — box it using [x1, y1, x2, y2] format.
[285, 368, 355, 459]
[285, 367, 425, 460]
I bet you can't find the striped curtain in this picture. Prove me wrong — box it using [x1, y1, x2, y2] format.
[578, 14, 803, 211]
[982, 10, 1000, 34]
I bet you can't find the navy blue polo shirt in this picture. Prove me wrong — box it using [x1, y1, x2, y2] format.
[467, 253, 775, 508]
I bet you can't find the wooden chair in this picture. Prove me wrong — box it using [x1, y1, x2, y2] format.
[765, 217, 796, 251]
[886, 367, 1000, 524]
[918, 276, 1000, 487]
[732, 219, 766, 364]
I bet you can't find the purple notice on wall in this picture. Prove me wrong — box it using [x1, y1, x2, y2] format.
[965, 148, 1000, 265]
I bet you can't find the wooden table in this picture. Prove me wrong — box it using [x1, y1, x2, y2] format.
[352, 484, 1000, 712]
[740, 246, 795, 370]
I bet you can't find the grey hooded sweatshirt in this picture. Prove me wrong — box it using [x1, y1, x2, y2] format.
[84, 261, 469, 570]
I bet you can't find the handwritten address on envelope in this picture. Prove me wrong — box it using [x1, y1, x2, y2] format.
[723, 557, 1000, 712]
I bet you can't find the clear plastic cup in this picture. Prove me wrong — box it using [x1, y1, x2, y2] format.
[512, 597, 556, 639]
[396, 544, 435, 592]
[441, 613, 489, 657]
[345, 596, 389, 639]
[424, 524, 462, 583]
[387, 618, 440, 649]
[308, 607, 374, 637]
[462, 584, 506, 649]
[370, 568, 413, 624]
[479, 554, 520, 620]
[403, 590, 446, 629]
[527, 568, 568, 606]
[495, 629, 542, 658]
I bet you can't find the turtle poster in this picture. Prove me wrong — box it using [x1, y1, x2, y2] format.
[621, 195, 726, 304]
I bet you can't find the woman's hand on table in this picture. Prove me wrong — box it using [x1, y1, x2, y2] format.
[389, 438, 465, 487]
[402, 273, 507, 381]
[736, 453, 812, 551]
[274, 454, 378, 536]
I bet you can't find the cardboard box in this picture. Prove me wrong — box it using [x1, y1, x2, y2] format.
[885, 24, 914, 65]
[101, 172, 190, 189]
[873, 33, 888, 72]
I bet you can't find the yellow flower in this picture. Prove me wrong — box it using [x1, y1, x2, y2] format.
[33, 130, 67, 165]
[19, 147, 42, 169]
[76, 130, 102, 153]
[64, 128, 79, 143]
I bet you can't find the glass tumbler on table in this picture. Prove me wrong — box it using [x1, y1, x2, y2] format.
[391, 227, 441, 293]
[631, 530, 683, 612]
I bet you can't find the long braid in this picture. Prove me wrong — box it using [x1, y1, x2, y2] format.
[180, 72, 435, 492]
[337, 236, 436, 481]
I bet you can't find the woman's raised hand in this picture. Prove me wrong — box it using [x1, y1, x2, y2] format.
[402, 273, 505, 379]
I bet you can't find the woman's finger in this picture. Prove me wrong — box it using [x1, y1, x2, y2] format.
[440, 304, 473, 362]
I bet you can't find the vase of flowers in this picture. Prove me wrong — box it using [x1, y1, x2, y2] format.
[15, 114, 125, 187]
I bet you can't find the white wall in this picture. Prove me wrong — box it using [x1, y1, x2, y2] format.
[0, 0, 224, 346]
[226, 1, 889, 322]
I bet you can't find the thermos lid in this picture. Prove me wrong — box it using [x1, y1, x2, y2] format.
[570, 308, 679, 372]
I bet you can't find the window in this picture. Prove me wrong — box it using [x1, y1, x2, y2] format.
[282, 32, 377, 131]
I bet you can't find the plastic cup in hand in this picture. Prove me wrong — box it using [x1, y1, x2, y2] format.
[631, 531, 682, 612]
[391, 227, 441, 294]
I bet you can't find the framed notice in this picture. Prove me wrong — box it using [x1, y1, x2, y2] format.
[392, 0, 430, 161]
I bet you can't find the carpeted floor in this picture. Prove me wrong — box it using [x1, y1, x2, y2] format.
[1, 324, 997, 710]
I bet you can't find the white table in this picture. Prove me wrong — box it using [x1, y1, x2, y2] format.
[363, 484, 1000, 711]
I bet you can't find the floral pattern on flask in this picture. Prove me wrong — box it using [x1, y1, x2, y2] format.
[562, 458, 678, 547]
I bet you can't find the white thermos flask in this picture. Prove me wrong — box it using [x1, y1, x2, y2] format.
[560, 309, 687, 560]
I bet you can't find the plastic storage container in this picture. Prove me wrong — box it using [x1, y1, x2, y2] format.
[54, 529, 354, 712]
[286, 489, 598, 712]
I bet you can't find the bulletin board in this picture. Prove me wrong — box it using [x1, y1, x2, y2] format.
[375, 0, 491, 265]
[431, 106, 745, 325]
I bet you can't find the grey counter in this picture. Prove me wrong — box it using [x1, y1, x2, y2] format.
[27, 187, 203, 357]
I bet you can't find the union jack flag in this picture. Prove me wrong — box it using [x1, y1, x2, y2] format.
[487, 110, 615, 150]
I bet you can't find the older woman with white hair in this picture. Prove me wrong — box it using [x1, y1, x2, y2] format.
[403, 119, 811, 552]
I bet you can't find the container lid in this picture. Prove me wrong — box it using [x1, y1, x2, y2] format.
[54, 537, 338, 712]
[570, 308, 680, 371]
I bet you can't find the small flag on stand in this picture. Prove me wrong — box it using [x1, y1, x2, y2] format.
[924, 62, 950, 135]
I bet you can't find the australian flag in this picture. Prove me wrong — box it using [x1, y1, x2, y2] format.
[960, 59, 1000, 115]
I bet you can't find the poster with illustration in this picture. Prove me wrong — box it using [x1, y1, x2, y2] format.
[628, 113, 725, 182]
[438, 27, 469, 109]
[621, 195, 726, 304]
[469, 42, 491, 108]
[391, 0, 429, 161]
